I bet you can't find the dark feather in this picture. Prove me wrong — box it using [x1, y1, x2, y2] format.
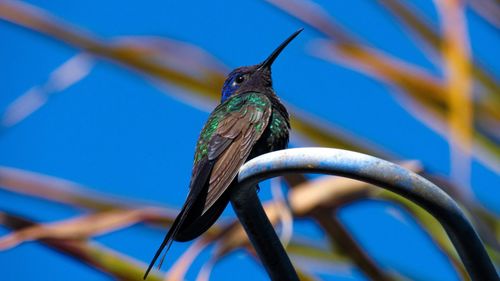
[144, 93, 272, 279]
[203, 101, 271, 213]
[143, 159, 213, 279]
[145, 28, 301, 279]
[175, 189, 230, 241]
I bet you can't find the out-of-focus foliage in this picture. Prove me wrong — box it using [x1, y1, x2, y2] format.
[0, 1, 498, 281]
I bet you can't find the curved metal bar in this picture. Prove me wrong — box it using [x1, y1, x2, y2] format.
[230, 184, 299, 281]
[234, 147, 499, 281]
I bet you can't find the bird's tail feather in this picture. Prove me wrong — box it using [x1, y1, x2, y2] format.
[143, 201, 192, 279]
[144, 161, 213, 279]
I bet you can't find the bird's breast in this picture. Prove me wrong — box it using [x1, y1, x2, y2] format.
[249, 107, 290, 159]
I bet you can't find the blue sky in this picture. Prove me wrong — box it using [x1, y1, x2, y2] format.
[0, 1, 498, 280]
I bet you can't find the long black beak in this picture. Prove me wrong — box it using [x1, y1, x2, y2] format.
[258, 28, 303, 71]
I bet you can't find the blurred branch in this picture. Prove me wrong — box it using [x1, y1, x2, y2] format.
[377, 0, 500, 109]
[466, 0, 500, 30]
[237, 148, 499, 280]
[215, 152, 464, 280]
[287, 239, 350, 264]
[1, 54, 94, 129]
[0, 211, 167, 281]
[422, 174, 500, 252]
[213, 201, 282, 259]
[5, 164, 487, 279]
[197, 242, 319, 281]
[285, 168, 480, 281]
[288, 106, 394, 158]
[376, 191, 471, 281]
[295, 268, 319, 281]
[0, 0, 389, 161]
[0, 166, 144, 211]
[167, 239, 210, 281]
[0, 1, 225, 98]
[315, 210, 397, 281]
[0, 208, 166, 250]
[287, 168, 405, 216]
[213, 165, 415, 281]
[266, 0, 444, 107]
[289, 176, 400, 281]
[435, 0, 474, 188]
[378, 0, 500, 145]
[0, 1, 497, 171]
[0, 1, 497, 278]
[171, 159, 480, 280]
[204, 195, 357, 278]
[1, 157, 492, 280]
[0, 166, 224, 236]
[291, 168, 499, 277]
[266, 0, 500, 173]
[271, 177, 294, 248]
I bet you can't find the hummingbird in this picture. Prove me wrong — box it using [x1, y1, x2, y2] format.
[144, 29, 302, 279]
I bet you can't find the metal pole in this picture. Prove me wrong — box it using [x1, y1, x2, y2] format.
[234, 147, 499, 281]
[230, 184, 300, 281]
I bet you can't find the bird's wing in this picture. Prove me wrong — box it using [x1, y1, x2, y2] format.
[202, 92, 272, 213]
[144, 92, 271, 279]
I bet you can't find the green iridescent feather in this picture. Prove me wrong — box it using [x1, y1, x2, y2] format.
[194, 92, 271, 164]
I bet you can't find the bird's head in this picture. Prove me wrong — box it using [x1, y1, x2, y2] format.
[220, 29, 303, 103]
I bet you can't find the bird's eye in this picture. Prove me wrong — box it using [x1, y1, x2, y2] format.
[235, 75, 245, 84]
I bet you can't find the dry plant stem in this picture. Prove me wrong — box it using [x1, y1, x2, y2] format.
[325, 179, 471, 280]
[266, 0, 500, 171]
[423, 174, 500, 253]
[379, 194, 472, 281]
[1, 0, 498, 163]
[1, 162, 476, 280]
[0, 2, 223, 97]
[166, 239, 210, 281]
[286, 174, 395, 281]
[0, 166, 222, 238]
[287, 172, 471, 280]
[0, 208, 166, 250]
[0, 1, 398, 159]
[314, 210, 396, 281]
[239, 148, 497, 280]
[0, 166, 133, 211]
[466, 0, 500, 30]
[289, 112, 392, 157]
[378, 0, 500, 114]
[266, 0, 444, 108]
[0, 212, 166, 281]
[1, 0, 496, 278]
[435, 0, 473, 189]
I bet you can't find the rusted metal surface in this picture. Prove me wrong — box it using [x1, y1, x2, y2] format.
[234, 147, 498, 281]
